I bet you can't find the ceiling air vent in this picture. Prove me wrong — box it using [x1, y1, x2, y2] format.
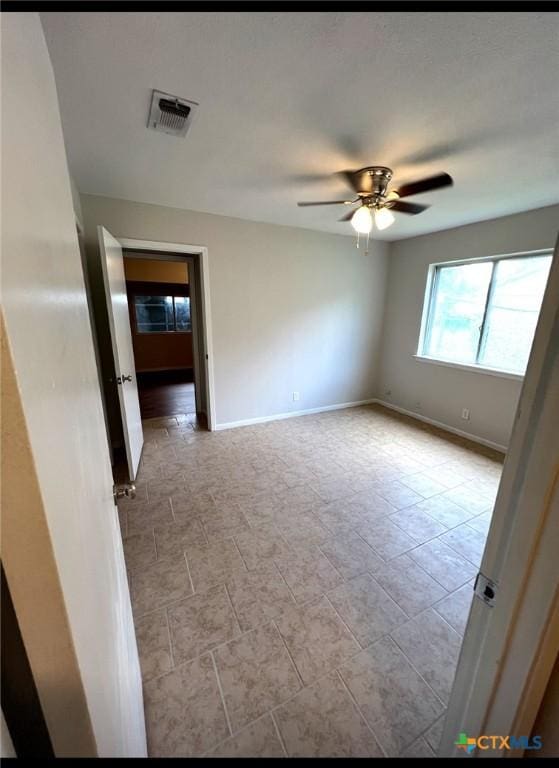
[147, 90, 198, 137]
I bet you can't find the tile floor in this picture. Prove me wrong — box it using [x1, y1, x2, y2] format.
[118, 405, 503, 758]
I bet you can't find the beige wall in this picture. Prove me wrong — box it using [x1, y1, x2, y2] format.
[377, 205, 559, 449]
[1, 320, 96, 756]
[123, 257, 188, 283]
[2, 13, 145, 756]
[81, 194, 389, 427]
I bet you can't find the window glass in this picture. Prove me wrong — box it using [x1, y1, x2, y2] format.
[425, 262, 492, 364]
[479, 256, 551, 373]
[421, 253, 551, 375]
[174, 296, 191, 331]
[134, 295, 174, 333]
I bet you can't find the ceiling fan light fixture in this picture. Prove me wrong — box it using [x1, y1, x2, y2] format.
[374, 207, 395, 231]
[351, 205, 373, 234]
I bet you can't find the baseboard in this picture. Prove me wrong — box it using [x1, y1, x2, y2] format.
[214, 398, 377, 431]
[214, 396, 508, 453]
[373, 398, 507, 454]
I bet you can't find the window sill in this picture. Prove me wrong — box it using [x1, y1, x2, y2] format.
[413, 355, 524, 381]
[136, 330, 192, 336]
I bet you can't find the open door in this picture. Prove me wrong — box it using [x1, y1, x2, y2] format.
[440, 239, 559, 757]
[98, 226, 144, 480]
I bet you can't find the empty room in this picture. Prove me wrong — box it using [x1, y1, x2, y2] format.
[2, 9, 559, 760]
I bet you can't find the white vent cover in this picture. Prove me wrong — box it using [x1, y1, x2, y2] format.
[147, 90, 198, 137]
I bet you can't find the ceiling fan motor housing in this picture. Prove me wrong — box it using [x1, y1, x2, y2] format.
[363, 166, 393, 195]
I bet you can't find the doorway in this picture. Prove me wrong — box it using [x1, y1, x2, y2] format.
[116, 239, 215, 435]
[123, 252, 198, 424]
[95, 229, 216, 483]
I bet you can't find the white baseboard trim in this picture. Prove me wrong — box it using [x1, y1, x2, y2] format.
[214, 398, 377, 431]
[214, 396, 507, 453]
[373, 399, 507, 454]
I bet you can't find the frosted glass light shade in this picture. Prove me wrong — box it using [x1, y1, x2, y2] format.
[374, 207, 395, 230]
[351, 206, 373, 234]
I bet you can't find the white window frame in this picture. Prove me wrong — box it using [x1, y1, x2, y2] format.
[416, 248, 553, 380]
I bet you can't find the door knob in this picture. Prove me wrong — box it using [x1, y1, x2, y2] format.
[122, 374, 132, 382]
[113, 482, 136, 505]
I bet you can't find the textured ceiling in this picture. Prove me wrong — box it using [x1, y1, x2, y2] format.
[42, 12, 559, 240]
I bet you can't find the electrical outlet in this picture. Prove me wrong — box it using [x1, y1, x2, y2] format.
[461, 408, 470, 420]
[292, 391, 300, 402]
[385, 389, 392, 397]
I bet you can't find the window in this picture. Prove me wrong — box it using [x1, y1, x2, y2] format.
[134, 294, 191, 333]
[419, 252, 552, 375]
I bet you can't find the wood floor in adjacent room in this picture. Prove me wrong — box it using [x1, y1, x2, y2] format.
[137, 372, 196, 421]
[117, 404, 502, 758]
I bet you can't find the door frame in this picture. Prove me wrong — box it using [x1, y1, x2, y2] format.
[439, 239, 559, 757]
[118, 238, 216, 431]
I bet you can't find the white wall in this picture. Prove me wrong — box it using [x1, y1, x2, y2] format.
[1, 13, 144, 756]
[377, 205, 559, 449]
[81, 194, 388, 428]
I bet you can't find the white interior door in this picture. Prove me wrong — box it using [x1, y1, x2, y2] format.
[440, 240, 559, 757]
[98, 226, 144, 480]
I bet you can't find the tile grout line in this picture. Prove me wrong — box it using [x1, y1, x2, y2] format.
[352, 526, 389, 561]
[271, 619, 305, 689]
[164, 607, 175, 670]
[151, 527, 158, 561]
[230, 537, 250, 574]
[223, 582, 244, 637]
[210, 650, 234, 738]
[262, 629, 378, 723]
[316, 543, 350, 582]
[230, 536, 250, 572]
[200, 710, 284, 757]
[270, 710, 289, 757]
[322, 593, 363, 650]
[271, 560, 300, 607]
[428, 605, 467, 639]
[131, 587, 193, 623]
[387, 632, 448, 711]
[406, 547, 475, 593]
[182, 551, 196, 595]
[335, 668, 389, 758]
[413, 711, 447, 755]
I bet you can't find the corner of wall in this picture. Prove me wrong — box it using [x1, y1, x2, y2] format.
[372, 238, 396, 399]
[69, 175, 83, 232]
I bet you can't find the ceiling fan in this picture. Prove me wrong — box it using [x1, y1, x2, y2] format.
[297, 166, 453, 234]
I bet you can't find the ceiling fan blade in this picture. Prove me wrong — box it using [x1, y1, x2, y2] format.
[339, 209, 358, 222]
[395, 172, 453, 198]
[339, 169, 373, 194]
[389, 200, 429, 215]
[297, 200, 353, 207]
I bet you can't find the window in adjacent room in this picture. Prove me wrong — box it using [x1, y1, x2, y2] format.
[134, 294, 192, 333]
[418, 251, 552, 375]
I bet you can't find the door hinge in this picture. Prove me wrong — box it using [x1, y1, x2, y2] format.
[474, 572, 498, 608]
